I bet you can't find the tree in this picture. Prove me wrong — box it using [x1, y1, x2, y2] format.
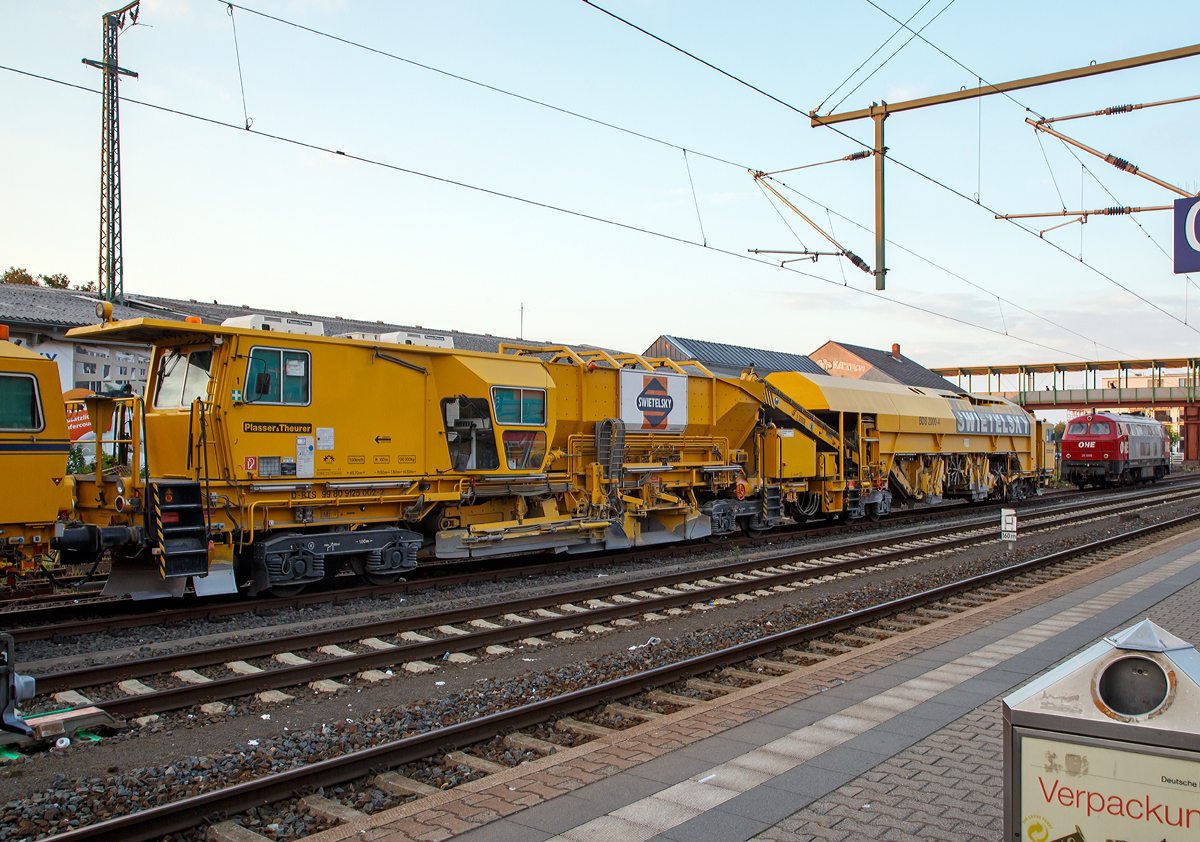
[2, 266, 35, 285]
[38, 272, 70, 289]
[73, 279, 97, 292]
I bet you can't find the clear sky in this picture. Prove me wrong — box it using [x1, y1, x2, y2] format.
[2, 1, 1197, 386]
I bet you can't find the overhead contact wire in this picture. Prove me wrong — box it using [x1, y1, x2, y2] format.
[857, 0, 1043, 119]
[579, 0, 1185, 346]
[768, 177, 1132, 357]
[226, 4, 252, 129]
[1055, 136, 1200, 298]
[754, 179, 809, 251]
[682, 150, 706, 247]
[827, 0, 959, 115]
[816, 0, 934, 113]
[222, 1, 749, 171]
[0, 62, 1090, 361]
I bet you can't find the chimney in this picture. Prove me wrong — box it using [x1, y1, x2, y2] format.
[891, 343, 901, 361]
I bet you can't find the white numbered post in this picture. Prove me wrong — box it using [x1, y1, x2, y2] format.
[1000, 508, 1017, 549]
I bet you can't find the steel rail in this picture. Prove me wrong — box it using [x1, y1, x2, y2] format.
[42, 508, 1200, 842]
[4, 479, 1180, 636]
[0, 496, 989, 630]
[35, 487, 1195, 708]
[1, 477, 1172, 629]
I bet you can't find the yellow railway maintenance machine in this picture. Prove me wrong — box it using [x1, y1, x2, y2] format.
[0, 336, 74, 579]
[63, 316, 846, 597]
[63, 311, 1053, 598]
[0, 331, 142, 586]
[765, 372, 1051, 520]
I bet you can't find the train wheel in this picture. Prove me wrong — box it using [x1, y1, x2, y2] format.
[741, 519, 766, 538]
[867, 504, 883, 522]
[349, 553, 403, 586]
[268, 582, 307, 598]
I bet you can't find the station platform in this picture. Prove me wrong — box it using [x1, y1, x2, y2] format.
[303, 527, 1200, 842]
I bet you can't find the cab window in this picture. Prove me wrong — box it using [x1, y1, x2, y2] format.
[154, 347, 213, 409]
[502, 430, 547, 470]
[246, 348, 310, 405]
[1088, 422, 1110, 435]
[491, 387, 546, 425]
[1066, 422, 1087, 435]
[0, 374, 43, 431]
[441, 397, 499, 471]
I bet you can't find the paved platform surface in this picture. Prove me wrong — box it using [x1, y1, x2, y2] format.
[303, 527, 1200, 842]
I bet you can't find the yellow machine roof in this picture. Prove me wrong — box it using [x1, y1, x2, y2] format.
[767, 371, 966, 417]
[67, 318, 524, 363]
[0, 340, 47, 362]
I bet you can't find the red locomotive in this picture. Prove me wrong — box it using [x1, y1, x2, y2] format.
[1060, 410, 1170, 488]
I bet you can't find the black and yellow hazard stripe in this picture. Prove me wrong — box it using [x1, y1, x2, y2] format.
[152, 484, 167, 580]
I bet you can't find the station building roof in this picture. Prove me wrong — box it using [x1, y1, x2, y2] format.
[0, 284, 565, 355]
[810, 340, 965, 394]
[645, 334, 827, 377]
[0, 283, 151, 332]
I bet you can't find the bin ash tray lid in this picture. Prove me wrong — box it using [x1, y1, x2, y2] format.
[1004, 619, 1200, 734]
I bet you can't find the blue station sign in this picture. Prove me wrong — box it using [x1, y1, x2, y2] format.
[1175, 196, 1200, 274]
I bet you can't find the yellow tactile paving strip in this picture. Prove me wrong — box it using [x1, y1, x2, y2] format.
[299, 526, 1200, 842]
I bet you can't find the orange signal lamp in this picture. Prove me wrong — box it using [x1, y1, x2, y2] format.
[186, 316, 202, 324]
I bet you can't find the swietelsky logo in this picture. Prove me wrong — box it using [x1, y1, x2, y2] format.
[637, 375, 673, 429]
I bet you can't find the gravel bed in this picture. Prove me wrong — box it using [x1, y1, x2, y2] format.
[0, 497, 1196, 842]
[16, 491, 1161, 676]
[11, 490, 1127, 670]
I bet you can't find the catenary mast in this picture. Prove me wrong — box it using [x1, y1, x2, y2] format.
[83, 1, 140, 303]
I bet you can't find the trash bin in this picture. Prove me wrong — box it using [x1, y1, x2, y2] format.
[1004, 619, 1200, 842]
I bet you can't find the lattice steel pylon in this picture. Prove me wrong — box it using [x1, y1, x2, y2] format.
[82, 1, 140, 304]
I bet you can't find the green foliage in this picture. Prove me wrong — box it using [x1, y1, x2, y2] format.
[2, 267, 74, 288]
[2, 266, 35, 285]
[67, 444, 87, 475]
[1052, 421, 1066, 443]
[74, 279, 97, 291]
[67, 443, 119, 475]
[38, 272, 70, 289]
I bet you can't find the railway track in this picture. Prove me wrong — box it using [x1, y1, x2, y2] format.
[4, 478, 1191, 637]
[23, 482, 1199, 719]
[22, 485, 1200, 842]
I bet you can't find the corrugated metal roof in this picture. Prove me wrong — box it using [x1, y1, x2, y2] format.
[0, 284, 150, 328]
[0, 285, 587, 356]
[831, 341, 965, 393]
[659, 335, 827, 376]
